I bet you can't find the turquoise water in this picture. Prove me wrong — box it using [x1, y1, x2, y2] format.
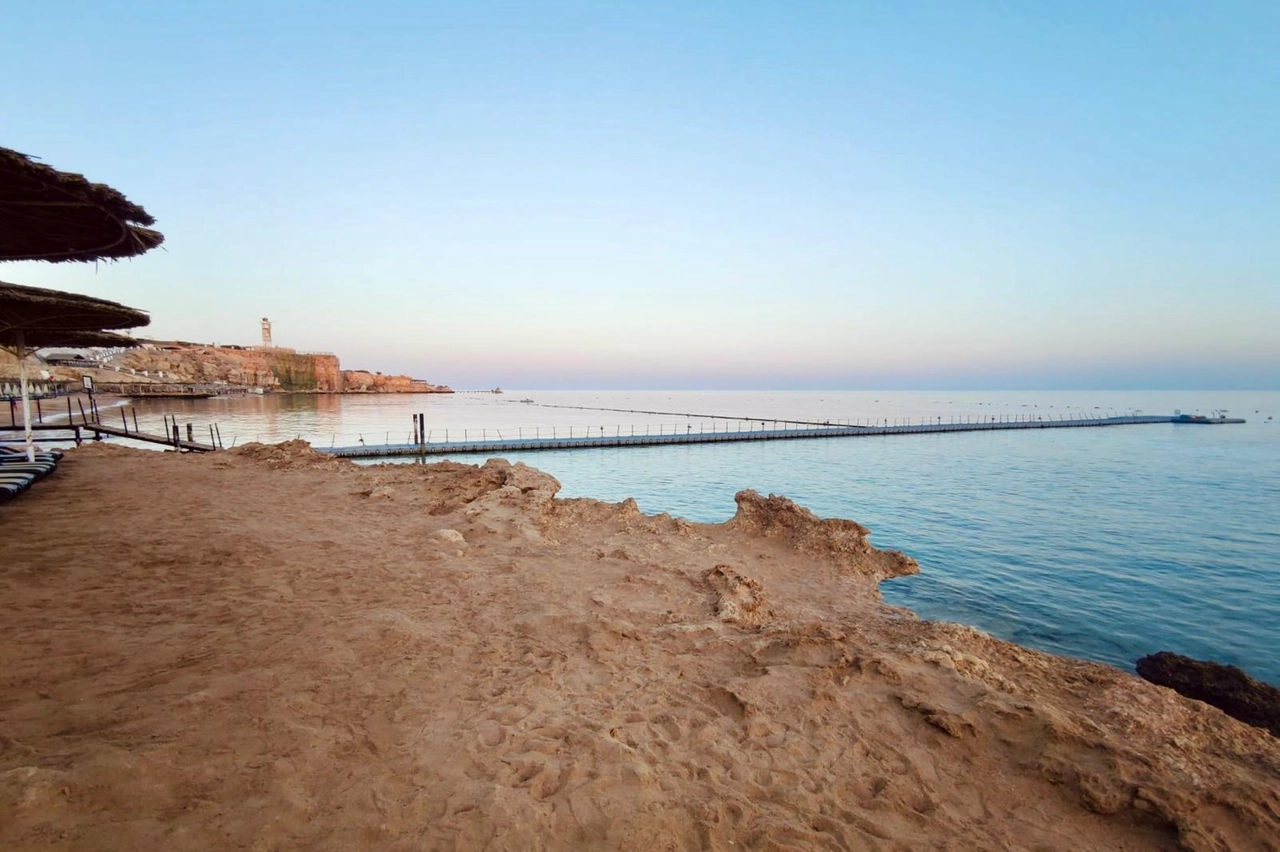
[117, 389, 1280, 683]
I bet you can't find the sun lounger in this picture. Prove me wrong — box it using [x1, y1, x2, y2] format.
[0, 446, 63, 461]
[0, 471, 36, 501]
[0, 460, 56, 479]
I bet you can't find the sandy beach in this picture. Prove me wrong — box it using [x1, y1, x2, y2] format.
[1, 442, 1277, 851]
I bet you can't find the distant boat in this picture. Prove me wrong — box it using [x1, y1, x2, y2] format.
[492, 387, 503, 394]
[1172, 411, 1245, 424]
[520, 398, 535, 404]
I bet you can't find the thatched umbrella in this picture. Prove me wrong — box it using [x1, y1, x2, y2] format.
[7, 329, 140, 349]
[1, 281, 149, 459]
[0, 147, 164, 262]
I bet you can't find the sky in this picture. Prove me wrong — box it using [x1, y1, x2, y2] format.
[3, 1, 1278, 389]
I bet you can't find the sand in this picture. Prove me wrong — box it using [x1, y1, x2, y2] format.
[1, 441, 1277, 851]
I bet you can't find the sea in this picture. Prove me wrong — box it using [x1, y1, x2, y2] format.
[100, 389, 1279, 684]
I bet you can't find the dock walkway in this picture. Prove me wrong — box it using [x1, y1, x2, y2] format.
[320, 414, 1240, 460]
[83, 422, 217, 452]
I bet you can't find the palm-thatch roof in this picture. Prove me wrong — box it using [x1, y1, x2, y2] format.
[22, 329, 141, 350]
[0, 281, 150, 350]
[0, 146, 164, 262]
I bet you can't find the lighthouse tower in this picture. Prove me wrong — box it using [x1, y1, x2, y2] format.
[261, 317, 273, 347]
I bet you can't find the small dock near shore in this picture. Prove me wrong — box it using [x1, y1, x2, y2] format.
[83, 422, 218, 452]
[319, 413, 1245, 460]
[2, 396, 222, 453]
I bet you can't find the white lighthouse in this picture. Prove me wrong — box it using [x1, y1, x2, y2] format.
[261, 317, 273, 347]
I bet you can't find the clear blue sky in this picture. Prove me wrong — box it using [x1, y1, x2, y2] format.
[3, 1, 1277, 389]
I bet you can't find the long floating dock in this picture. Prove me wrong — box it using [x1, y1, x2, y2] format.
[319, 414, 1244, 460]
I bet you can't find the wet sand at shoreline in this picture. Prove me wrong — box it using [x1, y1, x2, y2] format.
[1, 442, 1276, 851]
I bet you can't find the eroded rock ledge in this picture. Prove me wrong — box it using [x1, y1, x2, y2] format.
[0, 443, 1275, 852]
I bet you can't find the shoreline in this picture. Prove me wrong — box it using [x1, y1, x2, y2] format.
[1, 442, 1276, 850]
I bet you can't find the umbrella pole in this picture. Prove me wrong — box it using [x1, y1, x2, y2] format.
[15, 332, 35, 462]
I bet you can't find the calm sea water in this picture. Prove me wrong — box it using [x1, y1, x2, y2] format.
[109, 390, 1279, 683]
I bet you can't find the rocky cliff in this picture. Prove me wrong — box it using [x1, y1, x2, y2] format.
[340, 370, 449, 394]
[113, 343, 451, 393]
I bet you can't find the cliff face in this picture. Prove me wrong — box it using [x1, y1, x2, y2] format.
[271, 352, 344, 392]
[114, 344, 450, 393]
[117, 346, 343, 391]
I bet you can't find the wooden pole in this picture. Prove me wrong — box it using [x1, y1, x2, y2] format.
[15, 333, 36, 461]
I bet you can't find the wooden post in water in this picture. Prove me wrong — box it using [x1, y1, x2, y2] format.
[133, 409, 139, 432]
[209, 425, 217, 447]
[121, 408, 129, 433]
[77, 398, 88, 425]
[215, 424, 223, 449]
[186, 423, 194, 444]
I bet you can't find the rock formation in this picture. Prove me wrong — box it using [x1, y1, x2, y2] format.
[106, 342, 452, 393]
[1, 446, 1277, 851]
[1137, 651, 1280, 737]
[340, 369, 449, 394]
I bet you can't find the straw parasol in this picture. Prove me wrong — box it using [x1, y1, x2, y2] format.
[0, 146, 164, 263]
[4, 329, 140, 350]
[1, 281, 150, 459]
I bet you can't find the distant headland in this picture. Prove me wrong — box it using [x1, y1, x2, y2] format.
[8, 338, 453, 395]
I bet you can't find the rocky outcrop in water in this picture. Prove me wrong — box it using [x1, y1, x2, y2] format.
[340, 369, 450, 394]
[1136, 651, 1280, 737]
